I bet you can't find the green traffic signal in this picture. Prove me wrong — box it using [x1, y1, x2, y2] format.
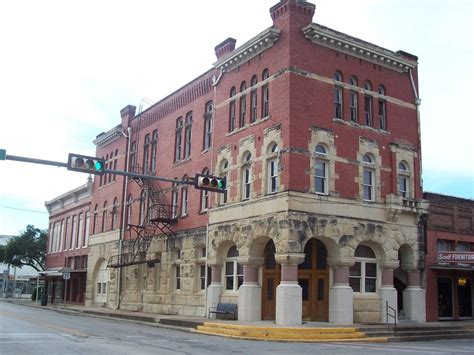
[95, 160, 104, 171]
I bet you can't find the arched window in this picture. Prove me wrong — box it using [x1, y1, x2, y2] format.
[250, 75, 258, 123]
[349, 245, 377, 293]
[174, 117, 183, 162]
[200, 168, 209, 211]
[229, 87, 237, 132]
[334, 71, 343, 119]
[111, 197, 118, 230]
[203, 101, 213, 150]
[364, 81, 373, 126]
[129, 141, 137, 173]
[184, 111, 193, 159]
[171, 180, 179, 219]
[219, 159, 229, 205]
[139, 191, 146, 225]
[242, 152, 252, 200]
[126, 194, 132, 228]
[150, 129, 158, 173]
[225, 246, 243, 291]
[315, 144, 328, 194]
[398, 161, 410, 198]
[349, 76, 358, 123]
[239, 81, 247, 128]
[267, 143, 279, 194]
[93, 204, 98, 235]
[181, 175, 189, 217]
[378, 85, 387, 130]
[362, 154, 375, 201]
[101, 201, 108, 233]
[84, 211, 90, 247]
[262, 69, 270, 117]
[143, 134, 150, 174]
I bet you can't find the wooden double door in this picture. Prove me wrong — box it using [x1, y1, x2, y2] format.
[262, 238, 329, 321]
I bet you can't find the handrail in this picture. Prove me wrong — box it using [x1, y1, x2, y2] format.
[386, 301, 397, 334]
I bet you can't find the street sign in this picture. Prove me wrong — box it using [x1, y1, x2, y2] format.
[63, 272, 71, 280]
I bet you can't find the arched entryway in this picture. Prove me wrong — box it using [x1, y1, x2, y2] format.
[262, 240, 280, 320]
[299, 238, 329, 321]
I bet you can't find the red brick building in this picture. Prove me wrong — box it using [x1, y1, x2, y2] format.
[85, 0, 427, 325]
[424, 193, 473, 321]
[44, 177, 92, 304]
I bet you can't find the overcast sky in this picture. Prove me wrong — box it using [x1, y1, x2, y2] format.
[0, 0, 472, 236]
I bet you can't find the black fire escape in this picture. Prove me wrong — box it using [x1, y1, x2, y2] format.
[107, 166, 178, 268]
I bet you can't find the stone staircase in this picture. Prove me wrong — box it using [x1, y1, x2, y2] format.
[193, 322, 388, 342]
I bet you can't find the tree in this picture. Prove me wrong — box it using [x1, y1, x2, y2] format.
[3, 225, 47, 271]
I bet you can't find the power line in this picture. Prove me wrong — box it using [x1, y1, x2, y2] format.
[0, 205, 47, 214]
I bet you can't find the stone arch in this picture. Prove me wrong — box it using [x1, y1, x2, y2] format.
[248, 235, 273, 259]
[301, 235, 340, 262]
[213, 239, 239, 265]
[398, 243, 416, 270]
[92, 257, 109, 303]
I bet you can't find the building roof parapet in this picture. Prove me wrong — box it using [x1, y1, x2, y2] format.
[93, 125, 123, 147]
[302, 23, 417, 73]
[213, 27, 281, 73]
[45, 177, 93, 214]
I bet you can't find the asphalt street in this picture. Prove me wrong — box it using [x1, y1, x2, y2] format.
[1, 301, 473, 355]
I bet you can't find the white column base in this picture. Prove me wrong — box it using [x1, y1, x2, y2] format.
[380, 286, 398, 323]
[329, 285, 353, 325]
[403, 287, 426, 322]
[206, 283, 222, 319]
[238, 283, 261, 321]
[276, 282, 302, 326]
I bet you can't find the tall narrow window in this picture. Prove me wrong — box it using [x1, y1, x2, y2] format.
[315, 145, 328, 194]
[181, 182, 188, 217]
[349, 76, 358, 123]
[175, 265, 181, 290]
[70, 216, 76, 249]
[63, 217, 69, 251]
[225, 246, 243, 292]
[267, 143, 279, 194]
[143, 134, 150, 174]
[203, 101, 213, 150]
[92, 206, 97, 235]
[184, 111, 193, 159]
[111, 198, 118, 230]
[398, 162, 410, 198]
[171, 181, 179, 219]
[174, 117, 183, 162]
[101, 202, 107, 233]
[334, 71, 343, 119]
[242, 152, 252, 200]
[112, 149, 118, 182]
[200, 168, 209, 212]
[364, 81, 373, 126]
[262, 69, 270, 117]
[129, 141, 137, 173]
[362, 154, 375, 201]
[250, 75, 258, 123]
[229, 87, 236, 132]
[139, 191, 146, 225]
[219, 160, 229, 205]
[239, 81, 247, 128]
[77, 212, 84, 248]
[349, 245, 377, 293]
[150, 129, 158, 173]
[126, 194, 132, 228]
[378, 85, 387, 130]
[84, 211, 90, 247]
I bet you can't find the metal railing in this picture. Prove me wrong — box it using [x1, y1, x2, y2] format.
[386, 301, 397, 334]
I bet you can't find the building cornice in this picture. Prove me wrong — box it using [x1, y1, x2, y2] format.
[302, 24, 417, 73]
[93, 126, 123, 147]
[213, 27, 281, 72]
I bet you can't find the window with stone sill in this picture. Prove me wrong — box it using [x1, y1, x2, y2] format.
[171, 181, 179, 219]
[239, 81, 247, 128]
[262, 69, 270, 118]
[334, 71, 343, 119]
[174, 117, 183, 162]
[199, 264, 212, 290]
[200, 168, 210, 212]
[398, 161, 410, 198]
[378, 85, 387, 131]
[250, 75, 258, 123]
[143, 134, 150, 174]
[362, 154, 375, 201]
[349, 76, 359, 123]
[349, 245, 377, 293]
[267, 143, 279, 194]
[219, 159, 229, 205]
[150, 129, 158, 174]
[364, 81, 373, 127]
[314, 144, 329, 195]
[229, 87, 237, 132]
[203, 101, 213, 150]
[241, 152, 252, 201]
[180, 183, 188, 217]
[225, 246, 243, 292]
[183, 111, 193, 159]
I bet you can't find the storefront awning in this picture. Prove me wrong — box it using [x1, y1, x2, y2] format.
[430, 264, 474, 271]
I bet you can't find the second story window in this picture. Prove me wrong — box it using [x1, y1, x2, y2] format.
[229, 87, 236, 132]
[250, 75, 258, 123]
[92, 206, 97, 235]
[101, 201, 107, 233]
[362, 154, 375, 201]
[378, 85, 387, 130]
[315, 144, 328, 194]
[111, 197, 118, 230]
[267, 143, 279, 194]
[181, 180, 188, 217]
[129, 141, 136, 173]
[349, 76, 358, 123]
[184, 111, 193, 159]
[262, 69, 270, 118]
[364, 81, 373, 127]
[334, 71, 343, 119]
[200, 168, 210, 212]
[203, 101, 213, 150]
[174, 117, 183, 162]
[242, 152, 252, 201]
[398, 162, 410, 198]
[171, 181, 179, 219]
[219, 159, 229, 205]
[143, 134, 150, 174]
[239, 81, 247, 128]
[150, 129, 158, 173]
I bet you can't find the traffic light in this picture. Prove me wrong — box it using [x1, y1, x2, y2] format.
[67, 153, 105, 175]
[194, 174, 226, 193]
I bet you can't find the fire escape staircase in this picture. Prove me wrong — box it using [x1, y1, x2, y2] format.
[107, 166, 178, 268]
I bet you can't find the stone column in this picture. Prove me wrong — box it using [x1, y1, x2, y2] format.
[206, 261, 223, 319]
[403, 267, 426, 322]
[328, 258, 354, 325]
[275, 253, 305, 326]
[379, 261, 399, 323]
[237, 256, 264, 321]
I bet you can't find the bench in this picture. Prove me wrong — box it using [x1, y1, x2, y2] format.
[208, 303, 237, 320]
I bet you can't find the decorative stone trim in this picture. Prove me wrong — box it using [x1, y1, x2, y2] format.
[275, 253, 305, 265]
[213, 28, 281, 72]
[302, 24, 417, 73]
[93, 126, 123, 147]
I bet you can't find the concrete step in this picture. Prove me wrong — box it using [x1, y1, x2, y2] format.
[159, 318, 204, 329]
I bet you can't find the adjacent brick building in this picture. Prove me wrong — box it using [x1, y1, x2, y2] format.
[44, 177, 92, 304]
[424, 193, 473, 321]
[84, 0, 428, 325]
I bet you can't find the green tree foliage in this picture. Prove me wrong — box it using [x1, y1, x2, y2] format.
[2, 225, 47, 271]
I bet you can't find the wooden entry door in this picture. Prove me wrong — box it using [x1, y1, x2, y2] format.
[262, 241, 280, 320]
[299, 238, 329, 321]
